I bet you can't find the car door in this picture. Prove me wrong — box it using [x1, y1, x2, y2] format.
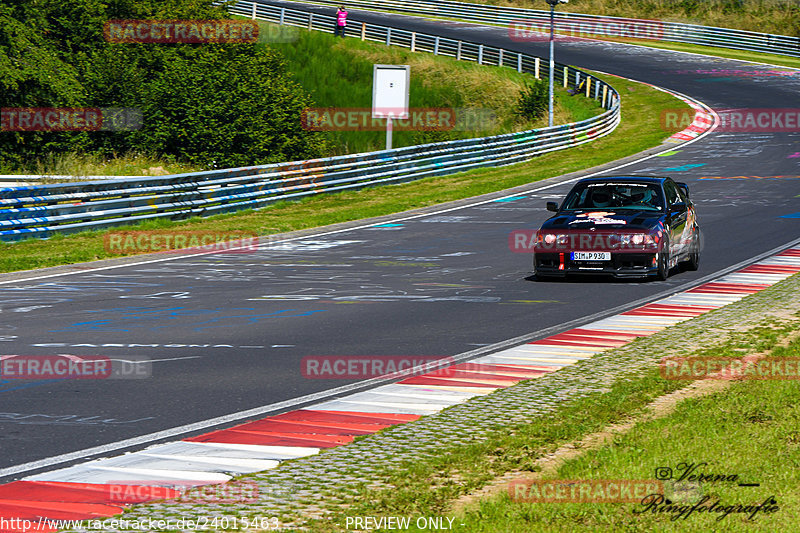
[664, 180, 688, 258]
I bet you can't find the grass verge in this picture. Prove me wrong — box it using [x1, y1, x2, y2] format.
[297, 278, 800, 532]
[448, 333, 800, 532]
[0, 70, 682, 274]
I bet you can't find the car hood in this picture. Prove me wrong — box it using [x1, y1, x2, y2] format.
[541, 210, 665, 231]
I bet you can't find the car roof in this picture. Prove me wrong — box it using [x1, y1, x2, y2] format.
[575, 175, 669, 185]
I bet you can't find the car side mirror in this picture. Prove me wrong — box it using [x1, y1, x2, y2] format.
[676, 182, 690, 198]
[670, 201, 687, 213]
[546, 201, 559, 212]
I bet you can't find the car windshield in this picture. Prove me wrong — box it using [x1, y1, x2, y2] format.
[560, 182, 665, 211]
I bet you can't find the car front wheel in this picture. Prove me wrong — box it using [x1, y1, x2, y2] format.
[683, 231, 700, 271]
[655, 238, 670, 281]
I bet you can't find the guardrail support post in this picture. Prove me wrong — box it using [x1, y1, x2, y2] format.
[563, 66, 568, 87]
[594, 80, 600, 99]
[411, 32, 416, 52]
[361, 23, 366, 41]
[586, 77, 591, 97]
[517, 53, 522, 72]
[498, 48, 503, 67]
[534, 57, 540, 78]
[386, 28, 392, 46]
[279, 8, 285, 25]
[251, 2, 256, 19]
[478, 44, 484, 64]
[308, 13, 313, 31]
[457, 41, 462, 60]
[602, 85, 608, 108]
[434, 36, 440, 55]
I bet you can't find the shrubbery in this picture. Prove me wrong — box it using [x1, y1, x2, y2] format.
[515, 80, 550, 121]
[0, 0, 325, 170]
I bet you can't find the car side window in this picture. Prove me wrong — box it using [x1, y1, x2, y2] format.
[664, 182, 679, 206]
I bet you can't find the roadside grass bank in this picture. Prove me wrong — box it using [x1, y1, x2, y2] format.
[463, 0, 800, 37]
[451, 333, 800, 532]
[3, 152, 199, 181]
[265, 21, 594, 155]
[293, 274, 800, 532]
[0, 71, 683, 273]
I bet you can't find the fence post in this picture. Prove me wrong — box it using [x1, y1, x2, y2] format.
[534, 57, 540, 78]
[251, 2, 256, 19]
[498, 48, 503, 67]
[602, 85, 608, 108]
[434, 36, 439, 55]
[411, 32, 416, 52]
[361, 22, 366, 41]
[457, 41, 462, 60]
[279, 8, 285, 25]
[386, 28, 392, 46]
[585, 77, 591, 97]
[517, 53, 522, 72]
[563, 66, 568, 87]
[308, 13, 313, 31]
[478, 44, 483, 64]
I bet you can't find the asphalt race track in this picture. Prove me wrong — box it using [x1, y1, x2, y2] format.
[1, 1, 798, 480]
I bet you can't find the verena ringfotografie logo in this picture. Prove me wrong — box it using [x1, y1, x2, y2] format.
[301, 356, 455, 379]
[663, 108, 800, 132]
[104, 230, 260, 255]
[0, 355, 151, 380]
[509, 228, 662, 253]
[1, 107, 141, 131]
[509, 479, 664, 503]
[103, 20, 259, 43]
[509, 17, 664, 42]
[301, 108, 496, 132]
[660, 357, 800, 380]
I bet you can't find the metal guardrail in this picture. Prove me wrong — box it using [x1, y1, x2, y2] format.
[0, 2, 619, 242]
[295, 0, 800, 58]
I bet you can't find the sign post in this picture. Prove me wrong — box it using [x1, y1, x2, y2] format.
[372, 65, 410, 151]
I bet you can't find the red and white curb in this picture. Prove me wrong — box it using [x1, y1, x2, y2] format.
[668, 99, 716, 142]
[1, 247, 799, 528]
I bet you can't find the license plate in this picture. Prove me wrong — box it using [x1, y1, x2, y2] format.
[571, 252, 611, 261]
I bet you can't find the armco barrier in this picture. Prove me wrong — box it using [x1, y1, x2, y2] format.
[292, 0, 800, 58]
[0, 3, 619, 242]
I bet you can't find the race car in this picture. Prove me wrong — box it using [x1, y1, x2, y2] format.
[532, 176, 700, 280]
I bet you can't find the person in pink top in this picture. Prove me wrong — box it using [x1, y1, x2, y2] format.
[334, 6, 348, 37]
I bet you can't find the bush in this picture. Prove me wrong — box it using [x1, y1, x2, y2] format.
[515, 80, 549, 121]
[0, 0, 326, 170]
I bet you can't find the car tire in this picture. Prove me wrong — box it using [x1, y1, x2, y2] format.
[683, 231, 700, 271]
[655, 237, 670, 281]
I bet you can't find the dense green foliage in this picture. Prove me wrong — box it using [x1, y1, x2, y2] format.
[514, 80, 549, 121]
[0, 0, 325, 169]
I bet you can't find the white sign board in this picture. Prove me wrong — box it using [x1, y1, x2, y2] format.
[372, 65, 410, 119]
